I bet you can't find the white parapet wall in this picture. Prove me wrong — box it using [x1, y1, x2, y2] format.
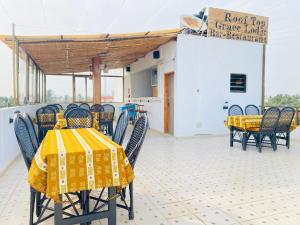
[0, 104, 44, 174]
[175, 34, 264, 136]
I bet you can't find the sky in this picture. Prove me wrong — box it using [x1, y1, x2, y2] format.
[0, 0, 299, 97]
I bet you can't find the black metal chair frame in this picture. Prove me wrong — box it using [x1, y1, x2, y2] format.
[36, 106, 57, 143]
[99, 104, 115, 136]
[22, 113, 39, 150]
[66, 103, 78, 109]
[79, 103, 91, 110]
[112, 111, 129, 146]
[47, 104, 60, 113]
[245, 104, 260, 115]
[245, 107, 281, 152]
[65, 108, 94, 129]
[228, 104, 246, 149]
[90, 115, 149, 220]
[91, 104, 102, 112]
[54, 104, 63, 110]
[276, 107, 295, 149]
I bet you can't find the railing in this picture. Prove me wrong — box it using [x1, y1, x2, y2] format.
[262, 106, 300, 125]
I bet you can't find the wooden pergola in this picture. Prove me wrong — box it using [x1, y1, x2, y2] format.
[0, 28, 180, 104]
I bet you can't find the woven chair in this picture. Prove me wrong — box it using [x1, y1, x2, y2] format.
[276, 107, 295, 149]
[36, 106, 56, 142]
[79, 103, 90, 110]
[246, 107, 281, 152]
[22, 113, 39, 150]
[112, 111, 129, 145]
[90, 115, 148, 220]
[91, 104, 102, 112]
[66, 108, 93, 129]
[66, 103, 78, 109]
[228, 105, 244, 116]
[245, 104, 260, 115]
[228, 105, 244, 149]
[99, 104, 115, 136]
[47, 104, 60, 113]
[14, 114, 82, 225]
[54, 103, 63, 110]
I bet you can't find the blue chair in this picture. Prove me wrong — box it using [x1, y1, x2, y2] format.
[67, 103, 78, 109]
[99, 104, 115, 136]
[79, 103, 90, 110]
[91, 115, 149, 220]
[245, 104, 260, 115]
[22, 113, 39, 149]
[47, 104, 60, 113]
[112, 111, 129, 145]
[65, 108, 93, 129]
[36, 106, 56, 142]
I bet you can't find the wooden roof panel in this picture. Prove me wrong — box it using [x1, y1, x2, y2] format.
[0, 29, 180, 74]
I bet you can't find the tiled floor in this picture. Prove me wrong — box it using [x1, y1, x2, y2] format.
[1, 128, 300, 225]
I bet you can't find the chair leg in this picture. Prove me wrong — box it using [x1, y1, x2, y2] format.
[242, 132, 247, 151]
[128, 182, 134, 220]
[35, 192, 41, 217]
[30, 190, 35, 225]
[286, 132, 290, 149]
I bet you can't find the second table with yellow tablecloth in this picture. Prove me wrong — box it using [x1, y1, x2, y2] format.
[226, 115, 297, 131]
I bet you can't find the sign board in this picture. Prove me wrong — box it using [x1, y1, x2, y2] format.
[207, 8, 268, 44]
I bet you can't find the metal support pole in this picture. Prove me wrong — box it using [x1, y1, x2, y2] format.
[85, 76, 87, 102]
[26, 54, 29, 102]
[261, 44, 266, 109]
[44, 74, 47, 102]
[72, 73, 76, 103]
[35, 65, 39, 103]
[12, 24, 17, 105]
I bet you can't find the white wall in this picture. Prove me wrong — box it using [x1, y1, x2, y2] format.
[131, 69, 152, 98]
[175, 34, 263, 136]
[0, 104, 44, 174]
[126, 40, 177, 133]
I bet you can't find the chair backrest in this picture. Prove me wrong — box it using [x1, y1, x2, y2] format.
[245, 104, 260, 115]
[125, 115, 149, 168]
[79, 103, 90, 110]
[47, 104, 60, 113]
[36, 106, 57, 128]
[54, 104, 63, 110]
[228, 105, 244, 116]
[22, 113, 39, 150]
[260, 107, 281, 132]
[100, 104, 115, 122]
[277, 107, 295, 133]
[66, 108, 93, 129]
[14, 114, 36, 170]
[112, 111, 129, 145]
[91, 104, 102, 112]
[67, 103, 78, 109]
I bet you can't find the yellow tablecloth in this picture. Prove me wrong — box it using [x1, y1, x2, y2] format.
[226, 115, 297, 131]
[28, 128, 134, 201]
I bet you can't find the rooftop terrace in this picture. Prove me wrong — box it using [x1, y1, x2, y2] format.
[1, 128, 300, 225]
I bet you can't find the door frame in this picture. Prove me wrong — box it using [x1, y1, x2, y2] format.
[164, 72, 174, 134]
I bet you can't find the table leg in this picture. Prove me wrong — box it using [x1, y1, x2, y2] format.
[230, 127, 234, 147]
[108, 187, 117, 225]
[54, 195, 63, 225]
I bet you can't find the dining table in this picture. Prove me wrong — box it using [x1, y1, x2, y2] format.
[28, 128, 134, 225]
[225, 115, 297, 150]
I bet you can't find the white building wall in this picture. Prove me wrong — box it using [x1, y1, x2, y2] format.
[175, 34, 263, 136]
[126, 41, 176, 133]
[0, 104, 44, 174]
